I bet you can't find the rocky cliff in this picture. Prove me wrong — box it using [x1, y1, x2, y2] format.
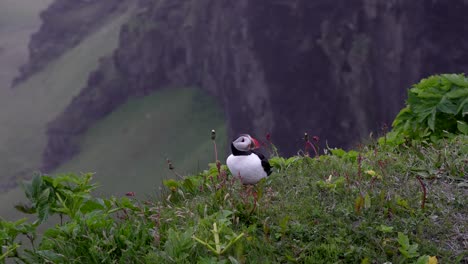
[12, 0, 131, 85]
[36, 0, 468, 171]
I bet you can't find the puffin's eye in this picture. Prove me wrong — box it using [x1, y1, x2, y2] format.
[241, 138, 245, 142]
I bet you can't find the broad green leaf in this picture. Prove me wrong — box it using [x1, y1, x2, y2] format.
[437, 97, 458, 114]
[415, 255, 430, 264]
[415, 76, 439, 90]
[38, 204, 50, 222]
[269, 157, 285, 167]
[443, 73, 468, 87]
[80, 200, 105, 213]
[445, 87, 468, 99]
[38, 188, 51, 205]
[118, 197, 138, 211]
[457, 97, 468, 115]
[330, 148, 346, 157]
[397, 232, 410, 248]
[457, 121, 468, 134]
[392, 107, 413, 127]
[31, 175, 43, 199]
[345, 150, 359, 162]
[285, 157, 299, 166]
[406, 243, 420, 258]
[43, 228, 61, 238]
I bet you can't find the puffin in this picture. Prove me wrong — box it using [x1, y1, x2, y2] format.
[226, 134, 272, 185]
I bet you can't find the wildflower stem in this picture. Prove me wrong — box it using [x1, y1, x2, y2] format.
[213, 223, 221, 254]
[416, 176, 427, 209]
[213, 140, 218, 162]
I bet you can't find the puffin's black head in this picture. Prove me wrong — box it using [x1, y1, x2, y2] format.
[231, 134, 260, 152]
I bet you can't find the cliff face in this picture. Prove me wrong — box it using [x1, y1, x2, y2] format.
[41, 0, 468, 171]
[12, 0, 130, 85]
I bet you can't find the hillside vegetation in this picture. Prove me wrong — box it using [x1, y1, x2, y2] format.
[1, 74, 467, 263]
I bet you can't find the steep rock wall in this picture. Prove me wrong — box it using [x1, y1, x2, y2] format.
[41, 0, 468, 171]
[12, 0, 131, 85]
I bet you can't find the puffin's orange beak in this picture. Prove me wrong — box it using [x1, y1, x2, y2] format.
[250, 137, 261, 149]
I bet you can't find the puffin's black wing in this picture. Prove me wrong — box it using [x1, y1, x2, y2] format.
[252, 150, 272, 176]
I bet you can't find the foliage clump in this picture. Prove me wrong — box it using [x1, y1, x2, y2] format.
[382, 73, 468, 146]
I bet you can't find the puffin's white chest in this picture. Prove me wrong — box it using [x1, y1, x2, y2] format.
[226, 153, 267, 185]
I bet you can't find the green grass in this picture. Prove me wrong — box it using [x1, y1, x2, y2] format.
[55, 88, 227, 198]
[2, 136, 466, 263]
[0, 8, 133, 219]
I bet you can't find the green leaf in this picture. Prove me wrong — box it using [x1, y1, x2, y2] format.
[345, 150, 359, 162]
[428, 108, 437, 131]
[415, 255, 430, 264]
[364, 193, 371, 209]
[14, 203, 36, 214]
[43, 228, 61, 238]
[118, 197, 138, 211]
[406, 243, 420, 258]
[392, 107, 413, 128]
[80, 200, 105, 213]
[456, 97, 468, 115]
[457, 121, 468, 134]
[38, 204, 51, 222]
[445, 87, 468, 99]
[163, 179, 180, 190]
[33, 250, 66, 262]
[182, 178, 195, 193]
[437, 97, 458, 114]
[269, 157, 286, 170]
[228, 256, 240, 264]
[31, 175, 43, 199]
[443, 73, 468, 87]
[377, 225, 394, 233]
[397, 232, 410, 249]
[285, 157, 299, 167]
[38, 188, 51, 205]
[330, 148, 346, 157]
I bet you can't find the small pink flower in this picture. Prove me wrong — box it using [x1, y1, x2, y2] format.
[126, 192, 135, 197]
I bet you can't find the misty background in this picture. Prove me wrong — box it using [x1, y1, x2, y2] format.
[1, 0, 467, 220]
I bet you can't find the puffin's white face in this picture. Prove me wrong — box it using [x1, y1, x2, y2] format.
[232, 135, 260, 152]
